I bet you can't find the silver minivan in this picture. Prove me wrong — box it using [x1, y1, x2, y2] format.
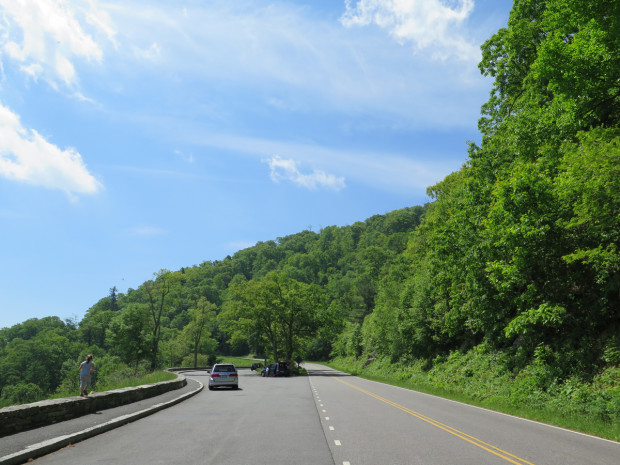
[208, 363, 239, 390]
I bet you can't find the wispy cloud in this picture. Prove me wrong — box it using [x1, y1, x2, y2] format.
[0, 0, 115, 89]
[198, 132, 455, 195]
[264, 155, 346, 191]
[0, 1, 490, 127]
[134, 42, 162, 62]
[0, 1, 109, 199]
[102, 0, 486, 128]
[0, 0, 478, 199]
[341, 0, 478, 61]
[107, 164, 201, 180]
[173, 149, 194, 163]
[0, 102, 102, 197]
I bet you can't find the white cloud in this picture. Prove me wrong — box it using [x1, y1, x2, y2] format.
[0, 102, 101, 196]
[341, 0, 478, 61]
[19, 63, 44, 81]
[100, 1, 488, 129]
[85, 2, 118, 49]
[194, 132, 457, 195]
[264, 155, 346, 191]
[0, 0, 115, 88]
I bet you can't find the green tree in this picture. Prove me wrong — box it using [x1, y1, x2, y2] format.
[221, 276, 281, 361]
[107, 304, 151, 372]
[556, 129, 620, 287]
[221, 273, 326, 361]
[1, 382, 43, 405]
[184, 298, 216, 368]
[143, 270, 175, 370]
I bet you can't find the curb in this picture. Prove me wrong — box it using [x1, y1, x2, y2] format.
[0, 380, 204, 465]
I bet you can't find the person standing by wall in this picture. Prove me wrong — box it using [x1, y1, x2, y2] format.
[79, 354, 95, 397]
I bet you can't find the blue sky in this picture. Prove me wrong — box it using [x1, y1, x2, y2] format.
[0, 0, 512, 329]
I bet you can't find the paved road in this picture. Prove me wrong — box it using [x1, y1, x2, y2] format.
[29, 368, 333, 465]
[306, 365, 619, 465]
[28, 364, 619, 465]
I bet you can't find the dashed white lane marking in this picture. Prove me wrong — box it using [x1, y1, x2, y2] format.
[310, 378, 349, 465]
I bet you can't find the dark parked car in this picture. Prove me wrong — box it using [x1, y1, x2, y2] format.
[265, 361, 289, 377]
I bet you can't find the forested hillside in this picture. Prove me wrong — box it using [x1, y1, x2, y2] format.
[0, 207, 426, 405]
[1, 0, 618, 423]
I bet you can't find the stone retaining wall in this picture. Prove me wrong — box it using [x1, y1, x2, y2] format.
[0, 374, 186, 437]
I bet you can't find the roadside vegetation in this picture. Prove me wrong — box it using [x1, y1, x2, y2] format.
[216, 356, 258, 367]
[50, 369, 177, 401]
[0, 356, 177, 408]
[1, 0, 618, 440]
[329, 354, 620, 442]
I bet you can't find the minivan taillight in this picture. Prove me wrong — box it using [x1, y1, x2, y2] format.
[211, 374, 220, 377]
[229, 373, 237, 377]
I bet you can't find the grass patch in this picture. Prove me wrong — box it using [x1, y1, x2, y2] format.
[216, 356, 262, 367]
[326, 355, 620, 442]
[94, 370, 178, 391]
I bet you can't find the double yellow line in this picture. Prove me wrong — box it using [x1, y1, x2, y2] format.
[333, 377, 536, 465]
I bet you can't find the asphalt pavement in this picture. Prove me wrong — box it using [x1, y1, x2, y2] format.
[0, 376, 203, 465]
[3, 366, 618, 465]
[20, 368, 335, 465]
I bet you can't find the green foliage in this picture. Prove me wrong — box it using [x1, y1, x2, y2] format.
[331, 322, 362, 358]
[181, 298, 217, 368]
[504, 303, 567, 338]
[181, 353, 210, 367]
[0, 319, 81, 399]
[216, 356, 255, 366]
[557, 128, 620, 290]
[0, 382, 44, 406]
[220, 272, 329, 361]
[106, 303, 152, 369]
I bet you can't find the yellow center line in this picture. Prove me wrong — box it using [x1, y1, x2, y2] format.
[333, 377, 537, 465]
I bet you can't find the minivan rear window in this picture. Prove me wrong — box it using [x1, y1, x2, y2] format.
[213, 365, 236, 372]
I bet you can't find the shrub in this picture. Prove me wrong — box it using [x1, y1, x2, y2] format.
[1, 382, 43, 405]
